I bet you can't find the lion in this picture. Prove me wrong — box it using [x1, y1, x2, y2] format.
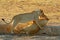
[2, 9, 44, 33]
[2, 9, 43, 26]
[13, 21, 40, 34]
[0, 24, 12, 34]
[14, 13, 49, 35]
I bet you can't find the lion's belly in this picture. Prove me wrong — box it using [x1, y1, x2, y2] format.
[14, 21, 40, 34]
[24, 24, 40, 34]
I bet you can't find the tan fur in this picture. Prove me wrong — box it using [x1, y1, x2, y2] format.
[2, 9, 44, 33]
[2, 9, 43, 27]
[1, 9, 49, 34]
[39, 13, 49, 27]
[0, 24, 12, 34]
[14, 13, 49, 35]
[14, 21, 40, 34]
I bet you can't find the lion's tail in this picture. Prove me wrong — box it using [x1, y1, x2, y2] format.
[2, 18, 13, 24]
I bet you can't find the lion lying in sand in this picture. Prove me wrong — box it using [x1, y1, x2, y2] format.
[14, 13, 49, 35]
[0, 24, 12, 34]
[2, 9, 44, 33]
[1, 9, 49, 34]
[14, 21, 40, 34]
[0, 13, 49, 34]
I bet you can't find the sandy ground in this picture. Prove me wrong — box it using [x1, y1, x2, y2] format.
[0, 0, 60, 40]
[0, 34, 60, 40]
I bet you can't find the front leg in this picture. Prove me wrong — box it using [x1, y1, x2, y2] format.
[34, 19, 43, 30]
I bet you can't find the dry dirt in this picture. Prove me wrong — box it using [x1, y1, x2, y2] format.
[0, 0, 60, 40]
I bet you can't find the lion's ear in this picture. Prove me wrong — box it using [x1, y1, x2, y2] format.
[39, 9, 45, 15]
[40, 9, 43, 13]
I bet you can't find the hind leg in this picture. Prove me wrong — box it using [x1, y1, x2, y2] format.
[11, 20, 19, 34]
